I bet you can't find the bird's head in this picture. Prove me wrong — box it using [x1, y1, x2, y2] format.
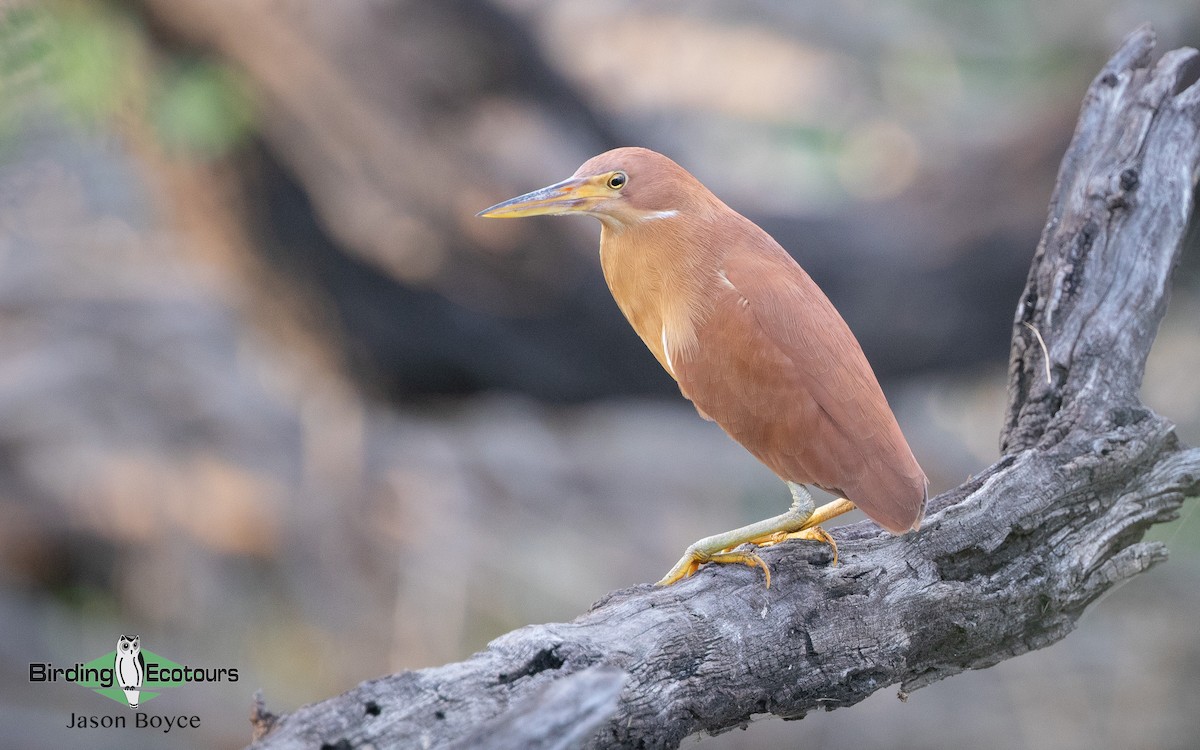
[478, 147, 713, 230]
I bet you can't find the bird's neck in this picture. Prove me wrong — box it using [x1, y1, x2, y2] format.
[598, 219, 722, 375]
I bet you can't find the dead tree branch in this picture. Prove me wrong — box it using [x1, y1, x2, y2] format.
[247, 27, 1200, 750]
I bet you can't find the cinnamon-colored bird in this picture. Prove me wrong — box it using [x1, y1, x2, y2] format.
[479, 147, 926, 586]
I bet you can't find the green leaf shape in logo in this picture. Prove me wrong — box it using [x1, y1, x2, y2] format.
[75, 649, 187, 706]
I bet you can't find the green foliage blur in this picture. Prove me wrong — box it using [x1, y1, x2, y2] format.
[0, 1, 254, 159]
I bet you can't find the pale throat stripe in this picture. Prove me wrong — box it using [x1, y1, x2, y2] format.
[642, 209, 679, 221]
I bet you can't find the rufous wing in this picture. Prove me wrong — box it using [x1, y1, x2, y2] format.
[674, 229, 927, 533]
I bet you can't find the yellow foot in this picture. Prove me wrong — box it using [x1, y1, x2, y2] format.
[655, 491, 852, 587]
[655, 527, 839, 588]
[748, 526, 839, 565]
[655, 549, 770, 587]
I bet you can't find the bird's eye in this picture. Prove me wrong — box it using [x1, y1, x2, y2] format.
[607, 172, 627, 190]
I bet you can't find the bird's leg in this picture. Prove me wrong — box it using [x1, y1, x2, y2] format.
[657, 484, 835, 587]
[751, 492, 858, 565]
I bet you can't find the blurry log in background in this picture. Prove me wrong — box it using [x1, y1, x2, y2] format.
[1, 2, 1198, 748]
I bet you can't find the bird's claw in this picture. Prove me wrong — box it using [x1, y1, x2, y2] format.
[655, 526, 839, 587]
[656, 549, 771, 587]
[751, 526, 839, 565]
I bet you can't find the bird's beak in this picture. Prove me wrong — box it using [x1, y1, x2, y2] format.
[477, 176, 608, 218]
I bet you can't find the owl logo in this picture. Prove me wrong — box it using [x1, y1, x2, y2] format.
[114, 635, 145, 709]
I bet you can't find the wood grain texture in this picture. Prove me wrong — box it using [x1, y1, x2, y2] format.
[247, 26, 1200, 750]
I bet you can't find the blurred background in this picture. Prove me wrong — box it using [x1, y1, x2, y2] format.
[1, 1, 1198, 748]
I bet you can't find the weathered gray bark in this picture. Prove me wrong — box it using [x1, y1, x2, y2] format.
[247, 27, 1200, 750]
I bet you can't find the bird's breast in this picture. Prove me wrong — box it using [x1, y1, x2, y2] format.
[598, 226, 712, 379]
